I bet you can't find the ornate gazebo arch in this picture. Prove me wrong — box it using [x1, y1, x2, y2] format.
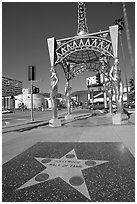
[47, 2, 123, 127]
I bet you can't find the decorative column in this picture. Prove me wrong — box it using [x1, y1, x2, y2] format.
[66, 81, 71, 115]
[99, 57, 108, 113]
[65, 80, 74, 121]
[109, 58, 123, 113]
[47, 37, 61, 127]
[87, 80, 91, 108]
[109, 58, 124, 124]
[103, 75, 108, 113]
[108, 91, 113, 114]
[49, 66, 61, 127]
[109, 25, 125, 124]
[106, 82, 113, 115]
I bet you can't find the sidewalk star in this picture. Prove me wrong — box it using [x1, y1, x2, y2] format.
[18, 149, 109, 200]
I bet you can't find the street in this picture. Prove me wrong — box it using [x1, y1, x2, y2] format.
[2, 109, 67, 126]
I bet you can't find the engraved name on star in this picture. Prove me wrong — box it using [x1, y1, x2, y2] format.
[17, 149, 109, 200]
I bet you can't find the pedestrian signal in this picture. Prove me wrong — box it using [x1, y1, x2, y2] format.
[96, 73, 101, 85]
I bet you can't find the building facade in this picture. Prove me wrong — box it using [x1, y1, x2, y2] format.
[2, 76, 23, 110]
[15, 88, 65, 110]
[71, 87, 128, 107]
[15, 88, 45, 110]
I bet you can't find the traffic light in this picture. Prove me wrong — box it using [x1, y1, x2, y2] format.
[33, 86, 39, 94]
[28, 66, 35, 81]
[35, 87, 39, 94]
[10, 95, 14, 99]
[96, 73, 101, 85]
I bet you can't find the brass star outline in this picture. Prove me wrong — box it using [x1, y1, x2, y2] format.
[18, 149, 109, 200]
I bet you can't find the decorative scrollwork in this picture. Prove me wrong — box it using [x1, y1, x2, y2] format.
[77, 2, 89, 35]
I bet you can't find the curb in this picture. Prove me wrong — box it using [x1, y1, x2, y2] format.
[2, 113, 92, 134]
[2, 111, 67, 130]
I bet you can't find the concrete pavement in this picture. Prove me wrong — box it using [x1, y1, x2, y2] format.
[2, 111, 135, 164]
[2, 110, 135, 202]
[2, 109, 92, 134]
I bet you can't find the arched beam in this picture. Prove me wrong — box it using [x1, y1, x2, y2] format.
[55, 36, 114, 65]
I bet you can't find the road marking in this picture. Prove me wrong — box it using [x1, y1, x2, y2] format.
[2, 118, 12, 120]
[16, 118, 27, 120]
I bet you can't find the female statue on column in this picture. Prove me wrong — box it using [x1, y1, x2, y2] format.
[109, 58, 124, 113]
[50, 67, 59, 118]
[106, 80, 113, 114]
[65, 80, 72, 115]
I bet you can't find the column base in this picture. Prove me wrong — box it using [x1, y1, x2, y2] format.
[112, 113, 129, 125]
[49, 118, 62, 127]
[106, 112, 113, 116]
[65, 114, 74, 121]
[112, 113, 122, 125]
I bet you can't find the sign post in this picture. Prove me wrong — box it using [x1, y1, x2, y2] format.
[30, 79, 34, 121]
[28, 66, 35, 121]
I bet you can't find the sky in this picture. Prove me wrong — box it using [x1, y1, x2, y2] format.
[2, 1, 135, 94]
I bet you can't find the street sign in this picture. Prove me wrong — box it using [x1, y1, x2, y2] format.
[86, 74, 103, 87]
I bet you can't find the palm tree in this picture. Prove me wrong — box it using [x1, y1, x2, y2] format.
[128, 78, 135, 104]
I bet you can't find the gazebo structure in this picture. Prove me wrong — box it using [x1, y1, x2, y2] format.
[47, 2, 124, 127]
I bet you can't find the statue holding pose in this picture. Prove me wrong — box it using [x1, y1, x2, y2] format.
[65, 81, 72, 97]
[65, 80, 72, 115]
[109, 58, 124, 113]
[106, 81, 113, 114]
[50, 67, 59, 118]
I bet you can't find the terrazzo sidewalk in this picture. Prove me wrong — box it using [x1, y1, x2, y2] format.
[2, 122, 135, 164]
[2, 115, 135, 202]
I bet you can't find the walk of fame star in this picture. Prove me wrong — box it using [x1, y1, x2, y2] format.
[17, 149, 109, 200]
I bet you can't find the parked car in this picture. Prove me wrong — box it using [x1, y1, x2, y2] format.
[123, 102, 135, 109]
[88, 103, 107, 110]
[2, 109, 13, 114]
